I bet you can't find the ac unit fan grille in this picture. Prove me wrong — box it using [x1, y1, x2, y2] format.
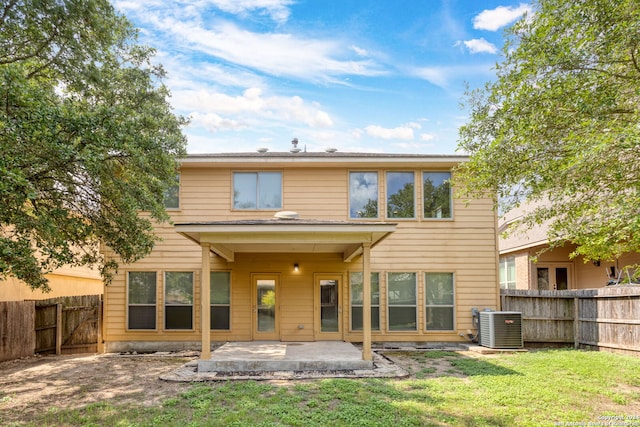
[478, 311, 523, 349]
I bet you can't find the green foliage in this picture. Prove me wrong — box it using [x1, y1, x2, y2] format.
[457, 0, 640, 262]
[0, 0, 187, 290]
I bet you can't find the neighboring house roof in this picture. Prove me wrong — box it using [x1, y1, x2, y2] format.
[498, 201, 551, 255]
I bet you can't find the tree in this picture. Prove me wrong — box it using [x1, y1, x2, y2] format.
[1, 0, 187, 290]
[457, 0, 640, 263]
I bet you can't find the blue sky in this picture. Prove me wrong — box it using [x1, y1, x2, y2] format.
[112, 0, 532, 154]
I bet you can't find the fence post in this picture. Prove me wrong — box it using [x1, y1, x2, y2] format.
[56, 303, 63, 355]
[573, 296, 579, 349]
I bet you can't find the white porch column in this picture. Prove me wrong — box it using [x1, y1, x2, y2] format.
[362, 243, 372, 361]
[200, 244, 211, 360]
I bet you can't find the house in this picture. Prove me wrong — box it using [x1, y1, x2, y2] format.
[499, 203, 640, 290]
[101, 150, 498, 360]
[0, 264, 102, 301]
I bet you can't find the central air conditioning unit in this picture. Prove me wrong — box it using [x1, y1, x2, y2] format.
[478, 311, 523, 349]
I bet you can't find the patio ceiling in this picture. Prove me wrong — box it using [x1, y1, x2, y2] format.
[174, 219, 396, 262]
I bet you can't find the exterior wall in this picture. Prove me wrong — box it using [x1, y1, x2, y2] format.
[503, 243, 640, 290]
[103, 159, 498, 351]
[0, 266, 102, 302]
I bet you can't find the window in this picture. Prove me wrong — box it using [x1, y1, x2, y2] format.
[233, 172, 282, 210]
[425, 273, 455, 331]
[500, 257, 516, 289]
[387, 272, 417, 331]
[211, 271, 231, 330]
[128, 272, 156, 330]
[164, 272, 193, 330]
[386, 172, 415, 218]
[349, 172, 378, 218]
[423, 172, 451, 219]
[350, 272, 380, 331]
[163, 174, 180, 209]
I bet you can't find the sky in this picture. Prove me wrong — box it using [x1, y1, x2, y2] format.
[112, 0, 533, 155]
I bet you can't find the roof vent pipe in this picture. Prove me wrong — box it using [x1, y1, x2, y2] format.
[290, 138, 301, 153]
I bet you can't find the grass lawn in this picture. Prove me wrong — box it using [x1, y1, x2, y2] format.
[12, 349, 640, 426]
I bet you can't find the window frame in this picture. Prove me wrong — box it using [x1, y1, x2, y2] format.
[349, 171, 380, 219]
[232, 171, 283, 211]
[127, 271, 157, 331]
[424, 272, 456, 331]
[385, 171, 416, 220]
[163, 174, 180, 210]
[349, 271, 380, 332]
[422, 171, 453, 220]
[499, 256, 517, 289]
[210, 271, 232, 331]
[387, 272, 418, 331]
[164, 271, 194, 331]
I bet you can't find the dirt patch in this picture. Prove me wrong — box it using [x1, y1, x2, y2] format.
[381, 350, 469, 379]
[0, 353, 197, 424]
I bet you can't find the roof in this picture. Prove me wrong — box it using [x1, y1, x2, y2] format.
[175, 218, 397, 263]
[180, 152, 468, 168]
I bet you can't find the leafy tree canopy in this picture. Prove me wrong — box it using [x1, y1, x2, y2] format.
[1, 0, 187, 290]
[457, 0, 640, 263]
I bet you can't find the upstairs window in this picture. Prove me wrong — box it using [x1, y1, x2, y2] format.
[233, 172, 282, 210]
[164, 174, 180, 209]
[349, 172, 379, 219]
[386, 172, 415, 219]
[423, 172, 451, 219]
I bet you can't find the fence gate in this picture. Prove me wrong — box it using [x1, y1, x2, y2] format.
[35, 295, 102, 355]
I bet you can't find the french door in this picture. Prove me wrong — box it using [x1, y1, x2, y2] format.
[536, 264, 571, 290]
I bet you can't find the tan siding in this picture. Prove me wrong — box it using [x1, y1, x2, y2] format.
[103, 161, 499, 348]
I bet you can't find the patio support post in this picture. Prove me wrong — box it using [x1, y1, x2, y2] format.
[362, 243, 372, 361]
[201, 244, 211, 360]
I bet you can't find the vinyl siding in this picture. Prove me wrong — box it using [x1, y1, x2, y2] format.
[103, 161, 498, 349]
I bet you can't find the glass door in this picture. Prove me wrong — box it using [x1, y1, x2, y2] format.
[536, 265, 571, 290]
[315, 275, 342, 339]
[253, 275, 279, 340]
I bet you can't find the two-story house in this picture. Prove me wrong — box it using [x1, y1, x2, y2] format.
[101, 150, 498, 360]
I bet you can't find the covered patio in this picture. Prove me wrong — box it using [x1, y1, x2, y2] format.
[174, 217, 396, 363]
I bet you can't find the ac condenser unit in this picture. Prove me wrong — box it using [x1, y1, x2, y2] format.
[478, 311, 523, 349]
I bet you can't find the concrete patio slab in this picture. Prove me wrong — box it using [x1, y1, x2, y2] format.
[160, 341, 409, 381]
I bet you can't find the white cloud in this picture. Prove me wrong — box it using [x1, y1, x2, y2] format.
[173, 87, 333, 131]
[350, 45, 368, 57]
[205, 0, 295, 23]
[190, 112, 248, 132]
[473, 3, 532, 31]
[146, 17, 385, 83]
[456, 38, 498, 54]
[364, 125, 415, 140]
[420, 133, 435, 141]
[410, 67, 450, 88]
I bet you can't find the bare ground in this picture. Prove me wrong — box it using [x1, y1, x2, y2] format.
[0, 352, 197, 424]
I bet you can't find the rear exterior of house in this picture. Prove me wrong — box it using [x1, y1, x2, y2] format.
[102, 152, 498, 354]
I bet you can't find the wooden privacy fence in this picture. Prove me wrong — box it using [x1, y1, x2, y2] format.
[35, 295, 102, 355]
[501, 286, 640, 353]
[0, 301, 35, 362]
[0, 294, 102, 362]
